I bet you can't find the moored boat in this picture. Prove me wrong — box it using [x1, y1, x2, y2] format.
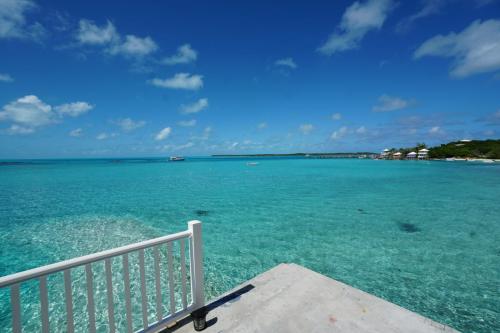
[169, 156, 185, 161]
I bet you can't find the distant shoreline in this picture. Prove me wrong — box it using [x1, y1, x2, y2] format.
[212, 152, 377, 157]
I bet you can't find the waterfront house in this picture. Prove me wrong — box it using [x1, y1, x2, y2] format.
[381, 148, 390, 159]
[393, 152, 402, 160]
[418, 149, 429, 159]
[407, 151, 417, 160]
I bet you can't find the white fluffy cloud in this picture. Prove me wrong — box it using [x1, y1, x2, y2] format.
[69, 128, 83, 137]
[76, 19, 157, 58]
[356, 126, 367, 134]
[0, 73, 13, 82]
[155, 127, 172, 141]
[149, 73, 204, 90]
[414, 19, 500, 77]
[6, 124, 34, 134]
[398, 1, 496, 33]
[0, 0, 33, 38]
[318, 0, 393, 55]
[396, 0, 446, 33]
[331, 126, 349, 140]
[331, 113, 342, 120]
[55, 102, 93, 117]
[95, 132, 117, 140]
[180, 98, 208, 114]
[0, 95, 54, 127]
[108, 35, 158, 57]
[372, 94, 413, 112]
[201, 126, 212, 140]
[429, 126, 441, 134]
[162, 44, 197, 65]
[96, 132, 108, 140]
[178, 119, 197, 127]
[275, 57, 297, 69]
[299, 123, 314, 135]
[428, 126, 446, 136]
[0, 0, 45, 40]
[115, 118, 146, 132]
[0, 95, 92, 134]
[192, 126, 213, 141]
[76, 19, 118, 45]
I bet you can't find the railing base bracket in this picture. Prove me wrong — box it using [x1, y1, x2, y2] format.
[166, 320, 177, 329]
[191, 308, 208, 331]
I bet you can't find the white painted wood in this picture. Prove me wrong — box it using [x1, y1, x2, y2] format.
[63, 269, 74, 333]
[167, 242, 176, 314]
[85, 264, 96, 333]
[11, 284, 21, 333]
[153, 246, 162, 321]
[122, 254, 133, 333]
[0, 230, 191, 288]
[189, 231, 195, 307]
[139, 249, 148, 329]
[105, 258, 116, 333]
[0, 222, 202, 333]
[188, 220, 205, 309]
[39, 276, 49, 333]
[179, 238, 188, 309]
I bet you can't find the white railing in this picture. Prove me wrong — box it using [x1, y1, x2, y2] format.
[0, 220, 205, 333]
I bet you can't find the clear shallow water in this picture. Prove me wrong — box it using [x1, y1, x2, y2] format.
[0, 158, 499, 332]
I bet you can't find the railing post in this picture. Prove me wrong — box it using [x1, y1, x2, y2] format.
[188, 220, 206, 331]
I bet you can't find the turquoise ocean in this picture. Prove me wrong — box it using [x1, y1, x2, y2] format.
[0, 158, 499, 332]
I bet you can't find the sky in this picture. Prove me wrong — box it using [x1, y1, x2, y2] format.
[0, 0, 499, 158]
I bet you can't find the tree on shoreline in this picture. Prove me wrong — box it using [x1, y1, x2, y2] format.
[428, 140, 500, 159]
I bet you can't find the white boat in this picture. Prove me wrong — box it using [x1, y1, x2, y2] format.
[169, 156, 185, 161]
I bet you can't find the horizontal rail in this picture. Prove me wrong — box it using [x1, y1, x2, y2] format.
[0, 229, 191, 288]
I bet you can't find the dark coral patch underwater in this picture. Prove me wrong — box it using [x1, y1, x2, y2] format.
[195, 210, 210, 216]
[397, 222, 421, 233]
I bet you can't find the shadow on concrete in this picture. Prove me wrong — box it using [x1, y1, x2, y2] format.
[160, 284, 255, 332]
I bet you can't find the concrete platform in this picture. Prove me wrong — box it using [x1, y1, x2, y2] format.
[166, 263, 458, 333]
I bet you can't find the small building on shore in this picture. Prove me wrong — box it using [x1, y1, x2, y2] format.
[381, 148, 390, 159]
[407, 151, 417, 160]
[418, 148, 429, 159]
[393, 152, 402, 160]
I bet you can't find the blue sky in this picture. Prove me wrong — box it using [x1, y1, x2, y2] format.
[0, 0, 499, 158]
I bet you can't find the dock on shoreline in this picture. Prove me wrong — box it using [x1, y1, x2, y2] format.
[167, 263, 458, 333]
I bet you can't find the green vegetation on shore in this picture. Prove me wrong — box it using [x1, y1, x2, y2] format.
[428, 139, 500, 159]
[212, 139, 500, 159]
